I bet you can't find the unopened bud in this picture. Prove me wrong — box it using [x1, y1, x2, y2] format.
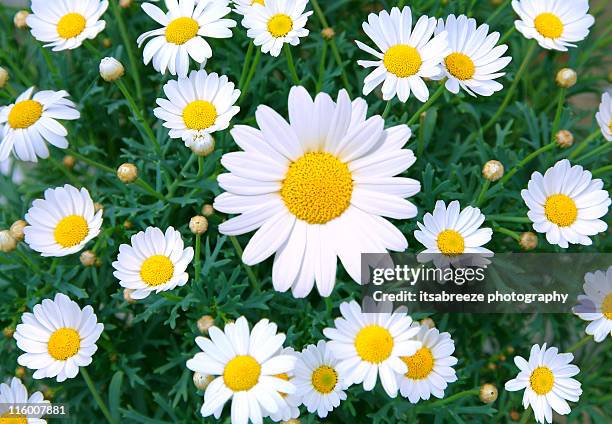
[321, 27, 335, 40]
[15, 367, 26, 378]
[193, 372, 215, 390]
[117, 163, 138, 183]
[420, 317, 435, 329]
[63, 155, 76, 169]
[100, 57, 125, 82]
[13, 10, 29, 29]
[510, 410, 520, 421]
[9, 220, 26, 242]
[555, 130, 574, 148]
[123, 220, 133, 230]
[94, 202, 104, 213]
[519, 232, 538, 251]
[482, 160, 504, 182]
[102, 38, 113, 49]
[201, 204, 214, 217]
[119, 0, 133, 8]
[0, 230, 17, 252]
[556, 68, 577, 88]
[479, 383, 498, 403]
[123, 288, 136, 304]
[0, 67, 8, 89]
[282, 420, 301, 424]
[3, 327, 14, 338]
[80, 250, 97, 267]
[189, 216, 208, 235]
[187, 134, 215, 157]
[197, 315, 215, 334]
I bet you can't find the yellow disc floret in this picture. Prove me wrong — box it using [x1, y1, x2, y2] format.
[544, 194, 577, 227]
[223, 355, 261, 391]
[437, 229, 465, 256]
[383, 45, 422, 78]
[0, 412, 27, 424]
[183, 100, 218, 130]
[140, 255, 174, 286]
[267, 14, 293, 37]
[311, 365, 338, 394]
[8, 100, 43, 129]
[354, 325, 394, 363]
[445, 52, 476, 80]
[252, 0, 264, 4]
[529, 366, 555, 395]
[601, 293, 612, 320]
[401, 347, 434, 380]
[48, 327, 81, 360]
[57, 13, 86, 39]
[534, 13, 563, 39]
[165, 17, 199, 45]
[54, 215, 89, 248]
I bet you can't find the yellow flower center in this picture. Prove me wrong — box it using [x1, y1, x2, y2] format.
[140, 255, 174, 286]
[274, 372, 290, 398]
[354, 325, 394, 363]
[267, 14, 293, 37]
[48, 327, 81, 360]
[281, 152, 353, 224]
[383, 45, 422, 78]
[445, 52, 476, 81]
[530, 366, 555, 395]
[54, 215, 89, 248]
[534, 13, 564, 39]
[401, 347, 435, 380]
[252, 0, 264, 4]
[0, 412, 27, 424]
[165, 17, 199, 45]
[57, 13, 87, 39]
[544, 194, 577, 227]
[183, 100, 218, 130]
[223, 355, 261, 392]
[8, 100, 43, 129]
[601, 293, 612, 320]
[437, 229, 465, 256]
[311, 365, 338, 394]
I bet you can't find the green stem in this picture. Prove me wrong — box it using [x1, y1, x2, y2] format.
[568, 130, 601, 159]
[499, 26, 517, 45]
[238, 42, 254, 89]
[48, 155, 81, 187]
[422, 389, 480, 409]
[498, 142, 556, 186]
[567, 335, 591, 353]
[592, 164, 612, 177]
[134, 178, 166, 201]
[65, 148, 115, 174]
[487, 215, 531, 223]
[166, 154, 197, 198]
[115, 79, 160, 154]
[14, 248, 40, 273]
[550, 88, 566, 138]
[316, 39, 328, 92]
[239, 49, 262, 103]
[575, 142, 612, 163]
[40, 47, 61, 87]
[474, 180, 491, 207]
[229, 235, 260, 292]
[381, 100, 393, 119]
[495, 225, 521, 241]
[83, 41, 101, 57]
[197, 156, 204, 178]
[195, 233, 202, 284]
[284, 45, 300, 85]
[407, 84, 445, 127]
[518, 408, 532, 424]
[486, 0, 512, 24]
[81, 368, 117, 424]
[0, 50, 34, 86]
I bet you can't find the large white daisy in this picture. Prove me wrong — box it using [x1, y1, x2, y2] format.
[356, 6, 449, 103]
[511, 0, 594, 51]
[505, 343, 582, 424]
[137, 0, 236, 78]
[0, 88, 80, 162]
[24, 184, 103, 257]
[186, 316, 297, 424]
[521, 159, 610, 248]
[26, 0, 108, 51]
[573, 266, 612, 343]
[0, 377, 48, 423]
[14, 293, 104, 383]
[214, 86, 420, 298]
[595, 92, 612, 141]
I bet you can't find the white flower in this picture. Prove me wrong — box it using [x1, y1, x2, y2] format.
[26, 0, 108, 51]
[137, 0, 236, 78]
[595, 92, 612, 141]
[214, 87, 420, 298]
[512, 0, 594, 51]
[433, 14, 511, 97]
[112, 226, 194, 300]
[505, 343, 582, 424]
[264, 347, 300, 422]
[186, 316, 297, 424]
[0, 377, 48, 423]
[99, 57, 125, 82]
[241, 0, 312, 57]
[573, 266, 612, 342]
[232, 0, 264, 16]
[323, 301, 421, 398]
[154, 70, 240, 146]
[521, 159, 610, 248]
[14, 293, 104, 383]
[24, 184, 103, 257]
[356, 6, 449, 103]
[0, 88, 80, 162]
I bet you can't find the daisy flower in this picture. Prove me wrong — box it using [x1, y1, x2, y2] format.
[186, 316, 297, 424]
[505, 343, 582, 424]
[233, 0, 265, 16]
[0, 88, 80, 162]
[264, 347, 300, 422]
[294, 340, 347, 418]
[14, 293, 104, 383]
[433, 14, 512, 97]
[573, 266, 612, 342]
[397, 324, 458, 403]
[112, 226, 194, 300]
[241, 0, 312, 57]
[24, 184, 103, 257]
[137, 0, 236, 78]
[595, 92, 612, 141]
[0, 377, 48, 423]
[521, 159, 610, 248]
[323, 301, 421, 398]
[356, 6, 449, 103]
[214, 87, 420, 298]
[153, 69, 240, 147]
[26, 0, 108, 51]
[511, 0, 594, 51]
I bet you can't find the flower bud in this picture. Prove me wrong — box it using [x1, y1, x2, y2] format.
[201, 204, 214, 217]
[420, 317, 435, 329]
[3, 327, 15, 338]
[282, 420, 301, 424]
[117, 163, 138, 183]
[0, 230, 17, 252]
[102, 38, 113, 49]
[119, 0, 133, 8]
[482, 160, 504, 182]
[123, 220, 133, 230]
[321, 27, 335, 40]
[479, 383, 498, 403]
[555, 130, 574, 148]
[80, 250, 97, 267]
[15, 367, 26, 378]
[193, 372, 214, 390]
[197, 315, 215, 334]
[123, 288, 136, 304]
[99, 57, 125, 82]
[9, 220, 26, 242]
[13, 10, 29, 29]
[63, 155, 76, 169]
[189, 216, 208, 235]
[94, 202, 104, 213]
[555, 68, 577, 88]
[510, 410, 520, 421]
[506, 346, 515, 354]
[0, 67, 8, 89]
[187, 134, 215, 157]
[519, 232, 538, 251]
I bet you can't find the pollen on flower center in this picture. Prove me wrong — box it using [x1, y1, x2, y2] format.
[437, 229, 465, 256]
[47, 327, 81, 360]
[445, 52, 476, 81]
[601, 293, 612, 320]
[57, 13, 87, 39]
[267, 14, 293, 37]
[54, 215, 89, 248]
[534, 13, 564, 39]
[544, 194, 577, 227]
[8, 100, 43, 129]
[165, 17, 199, 45]
[530, 366, 555, 395]
[280, 152, 353, 224]
[0, 411, 27, 424]
[354, 325, 394, 363]
[274, 373, 290, 398]
[383, 45, 422, 78]
[183, 100, 218, 130]
[401, 347, 434, 380]
[140, 255, 174, 286]
[311, 365, 338, 394]
[223, 355, 261, 391]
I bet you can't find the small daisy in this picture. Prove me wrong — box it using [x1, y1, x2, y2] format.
[595, 92, 612, 141]
[512, 0, 594, 51]
[137, 0, 236, 78]
[214, 87, 420, 298]
[356, 6, 449, 103]
[323, 301, 421, 398]
[154, 70, 240, 147]
[433, 15, 511, 97]
[233, 0, 265, 16]
[241, 0, 312, 57]
[264, 347, 300, 422]
[294, 340, 347, 418]
[521, 159, 610, 248]
[573, 266, 612, 342]
[26, 0, 108, 51]
[186, 316, 297, 424]
[112, 226, 194, 300]
[505, 343, 582, 424]
[397, 324, 458, 403]
[14, 293, 104, 383]
[0, 88, 80, 162]
[24, 184, 103, 257]
[0, 377, 48, 423]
